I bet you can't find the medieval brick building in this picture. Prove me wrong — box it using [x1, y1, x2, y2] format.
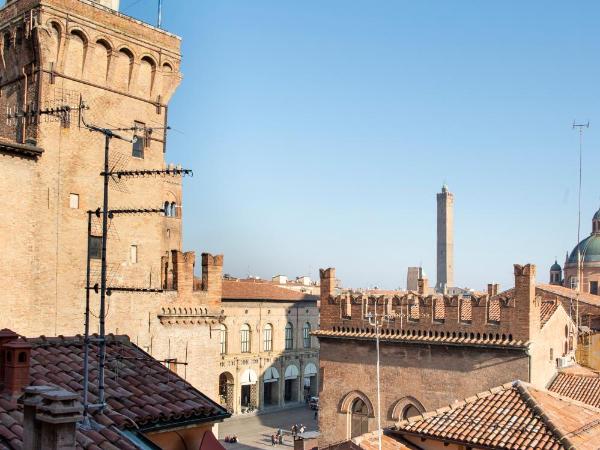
[314, 264, 576, 445]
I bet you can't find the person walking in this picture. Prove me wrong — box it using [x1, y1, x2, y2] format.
[271, 434, 276, 446]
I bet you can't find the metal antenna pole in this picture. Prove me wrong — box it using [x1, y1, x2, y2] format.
[157, 0, 163, 28]
[83, 210, 92, 423]
[366, 299, 385, 450]
[572, 121, 589, 329]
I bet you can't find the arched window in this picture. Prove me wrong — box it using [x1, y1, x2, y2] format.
[303, 322, 311, 348]
[570, 277, 578, 290]
[138, 56, 156, 96]
[219, 324, 227, 355]
[350, 398, 369, 438]
[93, 39, 111, 83]
[263, 323, 273, 352]
[240, 323, 251, 353]
[164, 201, 170, 216]
[115, 47, 134, 90]
[285, 322, 293, 350]
[64, 30, 87, 78]
[170, 202, 177, 218]
[403, 405, 420, 420]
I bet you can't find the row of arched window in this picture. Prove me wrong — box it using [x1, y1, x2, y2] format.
[164, 201, 178, 218]
[219, 322, 312, 355]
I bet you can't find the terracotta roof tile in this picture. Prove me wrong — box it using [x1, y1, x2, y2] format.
[222, 280, 318, 302]
[392, 381, 600, 450]
[0, 334, 230, 449]
[537, 284, 600, 307]
[548, 372, 600, 408]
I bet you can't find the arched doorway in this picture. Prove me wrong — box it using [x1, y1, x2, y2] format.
[240, 368, 258, 412]
[303, 362, 318, 399]
[218, 372, 234, 412]
[350, 398, 369, 438]
[263, 366, 280, 407]
[284, 365, 299, 403]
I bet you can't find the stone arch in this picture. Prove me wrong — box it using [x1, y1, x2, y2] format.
[64, 29, 88, 78]
[339, 390, 374, 417]
[45, 21, 62, 69]
[114, 46, 134, 91]
[219, 371, 234, 411]
[389, 396, 425, 421]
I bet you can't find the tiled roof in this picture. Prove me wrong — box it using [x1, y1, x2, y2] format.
[312, 329, 528, 348]
[352, 431, 410, 450]
[0, 334, 229, 449]
[222, 280, 318, 302]
[537, 284, 600, 307]
[548, 372, 600, 408]
[392, 380, 600, 450]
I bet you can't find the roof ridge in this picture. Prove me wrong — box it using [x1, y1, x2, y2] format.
[514, 381, 576, 450]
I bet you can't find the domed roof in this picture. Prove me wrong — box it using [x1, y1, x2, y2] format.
[594, 208, 600, 221]
[567, 234, 600, 264]
[550, 260, 561, 271]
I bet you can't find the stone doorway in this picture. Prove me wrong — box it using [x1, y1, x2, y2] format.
[218, 372, 234, 412]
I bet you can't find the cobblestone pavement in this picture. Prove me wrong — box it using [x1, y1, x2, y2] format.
[219, 405, 318, 450]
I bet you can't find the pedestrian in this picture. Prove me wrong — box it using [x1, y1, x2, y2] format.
[271, 434, 276, 446]
[314, 410, 318, 420]
[299, 424, 305, 434]
[278, 433, 283, 445]
[291, 425, 297, 437]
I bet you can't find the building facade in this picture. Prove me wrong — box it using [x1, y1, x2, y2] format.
[314, 264, 576, 446]
[216, 279, 320, 414]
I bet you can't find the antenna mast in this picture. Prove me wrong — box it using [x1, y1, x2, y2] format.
[157, 0, 163, 28]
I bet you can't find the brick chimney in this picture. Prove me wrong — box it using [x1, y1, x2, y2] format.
[36, 389, 83, 450]
[514, 264, 540, 342]
[202, 253, 223, 306]
[487, 283, 500, 297]
[0, 329, 18, 390]
[319, 268, 336, 306]
[3, 338, 32, 398]
[21, 386, 55, 450]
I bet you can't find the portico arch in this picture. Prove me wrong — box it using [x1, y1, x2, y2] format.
[218, 372, 234, 412]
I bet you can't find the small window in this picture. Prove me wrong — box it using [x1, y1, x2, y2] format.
[166, 229, 171, 238]
[590, 281, 598, 295]
[303, 322, 311, 348]
[549, 348, 553, 362]
[89, 236, 102, 259]
[263, 323, 273, 352]
[241, 323, 251, 353]
[130, 245, 138, 264]
[220, 324, 227, 355]
[69, 193, 79, 209]
[132, 121, 145, 158]
[285, 322, 293, 350]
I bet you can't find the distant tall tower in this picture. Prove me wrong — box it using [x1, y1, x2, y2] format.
[436, 185, 454, 292]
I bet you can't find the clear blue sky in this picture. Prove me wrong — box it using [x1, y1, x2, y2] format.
[124, 0, 600, 290]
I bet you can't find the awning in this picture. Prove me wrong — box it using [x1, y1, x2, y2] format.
[284, 365, 299, 380]
[240, 368, 258, 385]
[304, 362, 317, 377]
[263, 366, 280, 383]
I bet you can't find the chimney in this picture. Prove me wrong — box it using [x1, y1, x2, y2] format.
[418, 277, 429, 295]
[319, 268, 336, 306]
[3, 338, 32, 398]
[514, 264, 539, 341]
[487, 283, 499, 297]
[22, 386, 55, 450]
[0, 329, 18, 390]
[37, 389, 83, 450]
[202, 253, 223, 306]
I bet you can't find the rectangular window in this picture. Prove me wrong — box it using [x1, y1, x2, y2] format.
[285, 326, 293, 350]
[220, 328, 227, 355]
[241, 329, 250, 353]
[132, 121, 145, 158]
[69, 193, 79, 209]
[89, 236, 102, 260]
[303, 325, 311, 348]
[166, 358, 177, 373]
[590, 281, 598, 295]
[130, 245, 138, 264]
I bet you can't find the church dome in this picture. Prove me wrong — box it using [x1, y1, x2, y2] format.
[567, 234, 600, 264]
[594, 208, 600, 221]
[550, 260, 561, 272]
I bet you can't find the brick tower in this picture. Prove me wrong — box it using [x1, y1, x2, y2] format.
[436, 185, 454, 292]
[0, 0, 183, 335]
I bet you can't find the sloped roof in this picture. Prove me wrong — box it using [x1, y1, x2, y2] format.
[352, 431, 410, 450]
[537, 284, 600, 307]
[222, 279, 318, 302]
[392, 380, 600, 450]
[548, 372, 600, 408]
[0, 334, 229, 449]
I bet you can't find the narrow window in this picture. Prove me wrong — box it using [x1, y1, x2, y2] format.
[303, 322, 311, 348]
[263, 323, 273, 352]
[132, 121, 145, 158]
[89, 236, 102, 259]
[171, 202, 177, 218]
[69, 193, 79, 209]
[130, 245, 138, 264]
[549, 348, 553, 362]
[240, 323, 251, 353]
[285, 322, 293, 350]
[219, 324, 227, 355]
[590, 281, 598, 295]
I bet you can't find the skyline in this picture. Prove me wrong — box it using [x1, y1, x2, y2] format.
[123, 0, 600, 290]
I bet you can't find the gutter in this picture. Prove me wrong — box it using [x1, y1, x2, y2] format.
[137, 412, 231, 434]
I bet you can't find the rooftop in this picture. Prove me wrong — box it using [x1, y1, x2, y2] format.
[391, 380, 600, 450]
[548, 371, 600, 408]
[0, 333, 229, 449]
[221, 279, 318, 302]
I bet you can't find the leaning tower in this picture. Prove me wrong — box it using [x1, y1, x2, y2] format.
[436, 185, 454, 292]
